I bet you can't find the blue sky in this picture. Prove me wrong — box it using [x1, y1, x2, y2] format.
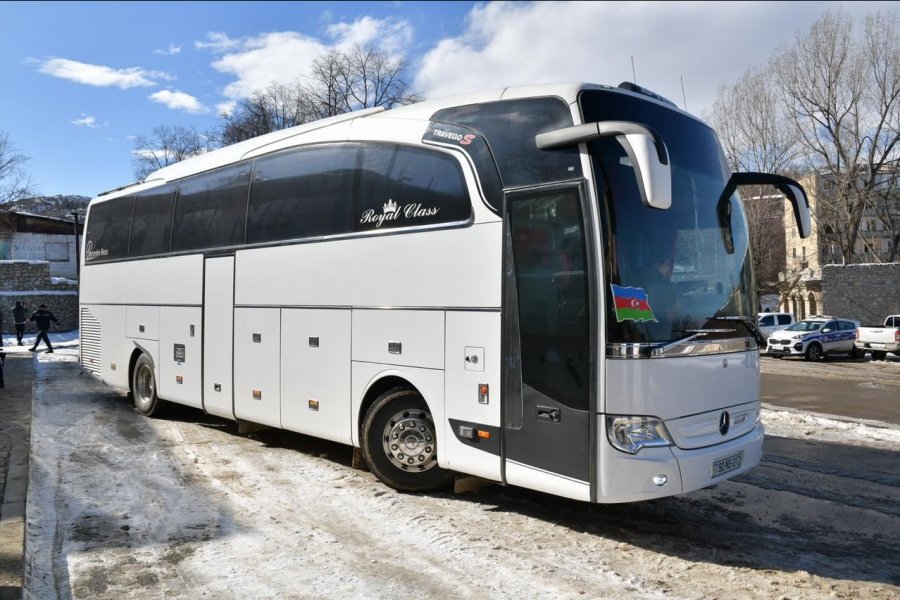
[0, 1, 893, 198]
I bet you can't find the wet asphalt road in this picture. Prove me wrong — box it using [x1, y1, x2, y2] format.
[760, 354, 900, 425]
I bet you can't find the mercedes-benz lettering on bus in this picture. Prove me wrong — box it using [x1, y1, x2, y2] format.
[80, 82, 810, 503]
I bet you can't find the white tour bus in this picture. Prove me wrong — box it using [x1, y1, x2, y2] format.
[80, 82, 811, 503]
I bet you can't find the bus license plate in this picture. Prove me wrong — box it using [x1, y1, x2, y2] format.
[711, 452, 743, 478]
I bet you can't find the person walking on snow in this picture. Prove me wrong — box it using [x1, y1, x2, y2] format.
[29, 304, 58, 353]
[12, 300, 28, 345]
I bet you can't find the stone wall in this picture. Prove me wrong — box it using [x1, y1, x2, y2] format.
[0, 260, 79, 333]
[822, 263, 900, 326]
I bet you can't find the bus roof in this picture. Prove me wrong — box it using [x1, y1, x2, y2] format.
[109, 81, 690, 199]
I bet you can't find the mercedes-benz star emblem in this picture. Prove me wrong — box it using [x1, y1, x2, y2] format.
[719, 411, 731, 435]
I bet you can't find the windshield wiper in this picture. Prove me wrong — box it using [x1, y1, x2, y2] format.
[651, 328, 733, 357]
[707, 316, 767, 347]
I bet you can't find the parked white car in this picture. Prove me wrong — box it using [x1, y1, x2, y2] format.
[757, 312, 795, 338]
[766, 315, 862, 361]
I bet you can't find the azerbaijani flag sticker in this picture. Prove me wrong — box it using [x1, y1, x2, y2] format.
[611, 284, 657, 323]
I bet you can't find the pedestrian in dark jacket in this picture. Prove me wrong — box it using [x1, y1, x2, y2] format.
[12, 301, 28, 346]
[29, 304, 59, 353]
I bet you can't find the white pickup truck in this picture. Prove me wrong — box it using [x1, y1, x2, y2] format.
[855, 315, 900, 360]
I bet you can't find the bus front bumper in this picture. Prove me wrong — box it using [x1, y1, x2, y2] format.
[597, 421, 764, 503]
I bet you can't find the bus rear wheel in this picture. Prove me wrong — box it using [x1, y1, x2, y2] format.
[132, 354, 161, 416]
[361, 387, 453, 493]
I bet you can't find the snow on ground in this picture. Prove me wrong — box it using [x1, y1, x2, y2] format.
[22, 346, 900, 599]
[1, 330, 79, 353]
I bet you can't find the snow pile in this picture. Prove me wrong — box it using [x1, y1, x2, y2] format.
[762, 405, 900, 448]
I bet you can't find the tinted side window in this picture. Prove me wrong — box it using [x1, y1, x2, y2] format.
[355, 144, 471, 232]
[777, 314, 793, 325]
[839, 321, 855, 331]
[172, 164, 251, 252]
[432, 98, 582, 188]
[759, 315, 774, 327]
[84, 197, 133, 263]
[129, 185, 175, 257]
[247, 145, 357, 243]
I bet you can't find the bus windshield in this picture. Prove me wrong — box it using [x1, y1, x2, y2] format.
[581, 90, 754, 345]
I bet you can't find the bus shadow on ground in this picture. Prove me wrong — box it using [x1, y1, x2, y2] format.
[151, 401, 900, 588]
[466, 434, 900, 589]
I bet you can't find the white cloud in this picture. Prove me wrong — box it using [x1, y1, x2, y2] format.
[198, 17, 414, 100]
[35, 57, 172, 89]
[413, 1, 886, 115]
[207, 31, 327, 99]
[194, 32, 242, 53]
[70, 114, 108, 128]
[153, 43, 183, 56]
[148, 90, 209, 114]
[326, 16, 413, 55]
[216, 100, 237, 116]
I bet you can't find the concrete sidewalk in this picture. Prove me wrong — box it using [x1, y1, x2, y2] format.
[0, 351, 33, 600]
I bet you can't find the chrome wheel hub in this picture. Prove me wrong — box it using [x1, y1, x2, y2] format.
[135, 364, 155, 409]
[382, 409, 437, 472]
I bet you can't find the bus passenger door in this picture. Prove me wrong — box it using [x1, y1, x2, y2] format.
[502, 185, 595, 502]
[203, 255, 235, 420]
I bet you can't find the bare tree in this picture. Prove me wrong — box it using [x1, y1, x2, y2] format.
[707, 67, 803, 174]
[706, 68, 802, 293]
[216, 82, 314, 146]
[216, 44, 421, 145]
[132, 125, 205, 180]
[772, 10, 900, 264]
[0, 131, 36, 205]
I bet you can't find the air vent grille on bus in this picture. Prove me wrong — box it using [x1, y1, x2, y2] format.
[80, 307, 102, 375]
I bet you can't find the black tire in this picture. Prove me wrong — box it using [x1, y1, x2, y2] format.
[361, 387, 453, 493]
[804, 343, 824, 362]
[131, 354, 161, 416]
[850, 345, 863, 359]
[871, 350, 888, 361]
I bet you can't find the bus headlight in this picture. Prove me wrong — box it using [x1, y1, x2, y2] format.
[606, 416, 673, 454]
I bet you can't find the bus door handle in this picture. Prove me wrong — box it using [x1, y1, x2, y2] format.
[536, 405, 560, 423]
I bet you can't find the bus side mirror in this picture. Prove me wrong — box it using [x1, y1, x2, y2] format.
[719, 172, 811, 238]
[535, 120, 672, 210]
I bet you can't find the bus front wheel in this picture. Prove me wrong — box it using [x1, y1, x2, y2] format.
[361, 387, 453, 493]
[132, 354, 161, 416]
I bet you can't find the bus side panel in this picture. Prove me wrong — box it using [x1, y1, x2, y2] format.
[351, 364, 445, 461]
[234, 307, 281, 428]
[352, 309, 444, 369]
[203, 256, 235, 420]
[158, 307, 203, 409]
[442, 311, 502, 482]
[233, 224, 502, 309]
[126, 306, 160, 341]
[100, 305, 130, 391]
[80, 255, 203, 306]
[280, 308, 352, 444]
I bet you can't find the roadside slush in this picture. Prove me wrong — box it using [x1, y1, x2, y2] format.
[0, 351, 33, 600]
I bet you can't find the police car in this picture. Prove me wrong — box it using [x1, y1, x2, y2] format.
[766, 315, 863, 361]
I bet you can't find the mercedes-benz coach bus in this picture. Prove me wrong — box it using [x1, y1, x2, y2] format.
[80, 82, 810, 503]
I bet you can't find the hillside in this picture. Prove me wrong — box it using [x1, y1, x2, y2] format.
[4, 195, 91, 220]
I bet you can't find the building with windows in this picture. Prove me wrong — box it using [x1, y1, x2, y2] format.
[778, 171, 899, 319]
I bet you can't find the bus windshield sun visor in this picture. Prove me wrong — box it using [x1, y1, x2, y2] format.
[535, 121, 672, 210]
